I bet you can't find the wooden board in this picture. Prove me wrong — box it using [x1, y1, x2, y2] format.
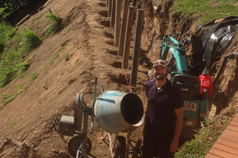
[212, 143, 238, 156]
[217, 138, 238, 149]
[208, 148, 238, 158]
[227, 124, 238, 132]
[205, 113, 238, 158]
[220, 130, 238, 143]
[232, 116, 238, 122]
[205, 153, 223, 158]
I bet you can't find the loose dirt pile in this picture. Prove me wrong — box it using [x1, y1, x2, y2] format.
[0, 0, 238, 157]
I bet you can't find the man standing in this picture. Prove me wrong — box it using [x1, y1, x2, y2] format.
[143, 59, 184, 158]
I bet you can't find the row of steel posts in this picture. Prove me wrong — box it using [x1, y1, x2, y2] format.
[106, 0, 144, 86]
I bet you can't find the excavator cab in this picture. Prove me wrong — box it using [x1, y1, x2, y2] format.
[172, 75, 208, 139]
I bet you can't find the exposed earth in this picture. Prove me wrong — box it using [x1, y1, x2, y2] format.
[0, 0, 238, 157]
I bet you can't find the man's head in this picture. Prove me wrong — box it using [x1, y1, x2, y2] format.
[153, 59, 168, 80]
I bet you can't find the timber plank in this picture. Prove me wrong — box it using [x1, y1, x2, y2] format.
[217, 138, 238, 149]
[235, 114, 238, 119]
[205, 153, 223, 158]
[227, 124, 238, 132]
[231, 119, 238, 126]
[233, 117, 238, 122]
[206, 113, 238, 157]
[213, 143, 238, 156]
[220, 130, 238, 143]
[209, 148, 238, 158]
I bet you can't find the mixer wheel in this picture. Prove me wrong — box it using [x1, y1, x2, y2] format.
[67, 134, 92, 157]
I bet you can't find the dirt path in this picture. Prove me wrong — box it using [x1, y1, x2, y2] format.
[0, 0, 149, 157]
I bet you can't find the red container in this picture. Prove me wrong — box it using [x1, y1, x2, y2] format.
[199, 75, 213, 97]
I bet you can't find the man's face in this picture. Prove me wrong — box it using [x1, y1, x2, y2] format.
[153, 65, 167, 80]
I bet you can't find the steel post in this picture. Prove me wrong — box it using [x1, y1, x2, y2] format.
[118, 0, 130, 56]
[130, 9, 144, 86]
[121, 6, 136, 69]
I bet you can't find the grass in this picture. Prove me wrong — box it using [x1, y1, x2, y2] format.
[0, 7, 7, 19]
[64, 53, 69, 60]
[0, 21, 15, 53]
[47, 53, 60, 66]
[171, 0, 238, 23]
[175, 117, 231, 157]
[19, 29, 42, 52]
[27, 73, 38, 81]
[0, 84, 25, 107]
[11, 121, 16, 125]
[60, 41, 68, 51]
[45, 12, 62, 35]
[0, 28, 41, 88]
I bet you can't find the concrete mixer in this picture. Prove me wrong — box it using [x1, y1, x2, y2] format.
[54, 77, 144, 158]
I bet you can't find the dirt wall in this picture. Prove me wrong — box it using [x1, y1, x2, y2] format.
[141, 0, 238, 118]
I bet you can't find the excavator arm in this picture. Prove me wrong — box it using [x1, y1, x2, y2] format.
[160, 35, 189, 76]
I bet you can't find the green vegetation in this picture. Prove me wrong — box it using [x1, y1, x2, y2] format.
[175, 117, 230, 157]
[19, 29, 42, 52]
[172, 0, 238, 22]
[27, 73, 38, 81]
[11, 121, 16, 125]
[0, 21, 15, 53]
[0, 1, 30, 18]
[0, 7, 7, 19]
[45, 12, 62, 35]
[0, 28, 41, 88]
[47, 53, 60, 65]
[60, 41, 68, 51]
[64, 53, 69, 60]
[0, 84, 25, 107]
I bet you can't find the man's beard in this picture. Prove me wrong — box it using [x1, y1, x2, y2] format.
[154, 73, 166, 80]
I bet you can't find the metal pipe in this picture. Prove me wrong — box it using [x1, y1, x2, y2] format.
[90, 77, 97, 133]
[101, 86, 104, 94]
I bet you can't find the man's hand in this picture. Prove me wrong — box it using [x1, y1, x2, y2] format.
[170, 139, 179, 153]
[170, 107, 183, 153]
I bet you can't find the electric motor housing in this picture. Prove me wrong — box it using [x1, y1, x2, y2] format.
[59, 115, 75, 136]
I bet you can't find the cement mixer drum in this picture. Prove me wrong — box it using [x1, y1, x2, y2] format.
[94, 91, 144, 133]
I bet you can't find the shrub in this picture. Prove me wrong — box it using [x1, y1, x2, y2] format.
[0, 21, 15, 53]
[20, 29, 42, 52]
[45, 12, 62, 35]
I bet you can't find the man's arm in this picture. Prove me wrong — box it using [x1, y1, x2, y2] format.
[144, 98, 149, 113]
[170, 107, 183, 153]
[142, 98, 149, 136]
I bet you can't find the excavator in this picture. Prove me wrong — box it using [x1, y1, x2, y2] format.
[159, 34, 209, 140]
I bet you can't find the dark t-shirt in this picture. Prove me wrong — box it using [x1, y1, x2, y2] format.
[145, 79, 184, 132]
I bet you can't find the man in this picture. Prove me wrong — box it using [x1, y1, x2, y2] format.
[143, 59, 184, 158]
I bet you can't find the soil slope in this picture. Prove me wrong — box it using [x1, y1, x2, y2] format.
[0, 0, 148, 157]
[1, 0, 238, 157]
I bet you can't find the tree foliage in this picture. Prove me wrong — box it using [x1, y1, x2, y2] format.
[0, 0, 31, 13]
